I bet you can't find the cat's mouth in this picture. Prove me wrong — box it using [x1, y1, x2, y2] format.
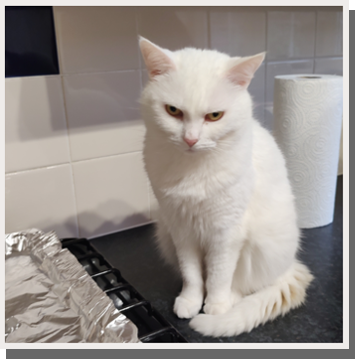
[177, 140, 215, 154]
[184, 145, 210, 154]
[181, 145, 200, 154]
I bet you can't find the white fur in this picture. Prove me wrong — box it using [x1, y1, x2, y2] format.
[139, 38, 313, 337]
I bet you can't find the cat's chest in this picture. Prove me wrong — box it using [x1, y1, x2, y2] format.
[151, 165, 251, 226]
[157, 181, 247, 236]
[144, 142, 254, 223]
[151, 165, 234, 204]
[147, 153, 241, 198]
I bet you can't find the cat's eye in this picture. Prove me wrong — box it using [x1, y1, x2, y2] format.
[205, 111, 224, 121]
[165, 105, 183, 118]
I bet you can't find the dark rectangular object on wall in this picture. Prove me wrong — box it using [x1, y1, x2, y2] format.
[5, 6, 59, 78]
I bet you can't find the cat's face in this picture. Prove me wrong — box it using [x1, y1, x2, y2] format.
[139, 37, 265, 154]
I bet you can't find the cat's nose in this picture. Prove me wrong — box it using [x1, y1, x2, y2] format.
[183, 137, 198, 148]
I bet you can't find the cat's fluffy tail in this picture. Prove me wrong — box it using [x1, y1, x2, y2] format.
[189, 260, 313, 337]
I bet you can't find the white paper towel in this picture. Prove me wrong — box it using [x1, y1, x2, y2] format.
[273, 74, 343, 229]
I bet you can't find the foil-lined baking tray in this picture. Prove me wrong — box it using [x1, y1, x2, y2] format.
[5, 229, 140, 343]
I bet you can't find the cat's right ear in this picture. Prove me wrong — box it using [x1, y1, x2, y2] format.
[226, 52, 266, 89]
[139, 36, 176, 79]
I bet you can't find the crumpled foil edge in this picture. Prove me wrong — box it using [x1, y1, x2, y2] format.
[5, 229, 140, 343]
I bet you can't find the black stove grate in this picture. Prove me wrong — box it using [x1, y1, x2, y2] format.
[61, 237, 187, 343]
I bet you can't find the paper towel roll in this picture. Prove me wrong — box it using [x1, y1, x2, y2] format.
[273, 74, 343, 229]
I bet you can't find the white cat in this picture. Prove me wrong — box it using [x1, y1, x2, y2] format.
[139, 37, 313, 338]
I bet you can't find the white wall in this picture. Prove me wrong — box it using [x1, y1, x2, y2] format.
[5, 6, 343, 239]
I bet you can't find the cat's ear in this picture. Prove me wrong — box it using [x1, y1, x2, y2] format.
[226, 52, 266, 88]
[139, 36, 176, 79]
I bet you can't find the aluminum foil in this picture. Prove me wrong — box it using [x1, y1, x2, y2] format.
[5, 229, 140, 343]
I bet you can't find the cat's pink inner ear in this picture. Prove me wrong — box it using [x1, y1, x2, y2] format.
[139, 38, 176, 79]
[226, 52, 265, 88]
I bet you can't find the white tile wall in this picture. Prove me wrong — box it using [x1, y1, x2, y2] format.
[63, 70, 144, 161]
[137, 7, 209, 70]
[314, 57, 343, 76]
[209, 11, 266, 57]
[316, 11, 343, 57]
[137, 7, 208, 53]
[5, 165, 78, 238]
[5, 76, 70, 173]
[54, 6, 139, 73]
[267, 11, 316, 61]
[5, 6, 343, 238]
[72, 153, 150, 238]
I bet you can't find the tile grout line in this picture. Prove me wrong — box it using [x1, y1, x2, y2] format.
[71, 150, 144, 164]
[135, 9, 142, 74]
[5, 150, 145, 176]
[59, 74, 81, 238]
[61, 69, 140, 77]
[207, 8, 211, 49]
[266, 57, 329, 64]
[5, 162, 71, 176]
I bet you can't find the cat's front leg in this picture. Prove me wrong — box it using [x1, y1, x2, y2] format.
[172, 240, 204, 319]
[204, 229, 243, 316]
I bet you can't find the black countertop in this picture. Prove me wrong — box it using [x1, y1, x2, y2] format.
[91, 176, 343, 343]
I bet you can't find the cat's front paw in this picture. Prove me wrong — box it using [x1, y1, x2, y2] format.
[203, 299, 232, 315]
[174, 296, 203, 319]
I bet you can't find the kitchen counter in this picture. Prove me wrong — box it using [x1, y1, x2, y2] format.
[91, 176, 343, 343]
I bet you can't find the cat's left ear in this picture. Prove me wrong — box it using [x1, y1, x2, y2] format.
[226, 52, 266, 89]
[139, 36, 176, 79]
